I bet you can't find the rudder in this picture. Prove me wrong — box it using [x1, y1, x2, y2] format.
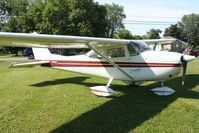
[32, 48, 52, 60]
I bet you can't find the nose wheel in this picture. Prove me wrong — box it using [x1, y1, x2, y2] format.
[150, 82, 175, 96]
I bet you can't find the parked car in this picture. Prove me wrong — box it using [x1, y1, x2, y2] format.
[23, 48, 34, 59]
[189, 49, 199, 57]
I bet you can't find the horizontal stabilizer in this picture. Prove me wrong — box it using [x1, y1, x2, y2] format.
[9, 61, 50, 68]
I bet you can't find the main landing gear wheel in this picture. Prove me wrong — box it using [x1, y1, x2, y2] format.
[90, 78, 115, 97]
[150, 82, 175, 96]
[90, 86, 115, 97]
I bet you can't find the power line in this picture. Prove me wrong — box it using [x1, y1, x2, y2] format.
[123, 20, 176, 24]
[126, 15, 181, 19]
[123, 22, 174, 25]
[123, 20, 177, 25]
[123, 20, 199, 26]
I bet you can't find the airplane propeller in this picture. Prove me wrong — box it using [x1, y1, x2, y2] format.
[180, 55, 195, 85]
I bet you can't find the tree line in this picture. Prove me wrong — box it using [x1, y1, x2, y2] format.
[0, 0, 126, 54]
[0, 0, 198, 55]
[0, 0, 126, 38]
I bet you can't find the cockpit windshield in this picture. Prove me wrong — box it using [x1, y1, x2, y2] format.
[129, 41, 151, 53]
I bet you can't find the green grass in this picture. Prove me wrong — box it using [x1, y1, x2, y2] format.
[0, 59, 199, 133]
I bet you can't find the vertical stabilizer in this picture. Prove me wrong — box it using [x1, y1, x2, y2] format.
[32, 48, 52, 60]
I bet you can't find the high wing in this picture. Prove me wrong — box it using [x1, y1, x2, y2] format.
[143, 38, 177, 44]
[0, 32, 177, 80]
[0, 32, 176, 49]
[0, 32, 128, 49]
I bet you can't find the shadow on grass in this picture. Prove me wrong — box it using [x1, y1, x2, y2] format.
[33, 74, 199, 133]
[31, 77, 96, 87]
[31, 76, 112, 89]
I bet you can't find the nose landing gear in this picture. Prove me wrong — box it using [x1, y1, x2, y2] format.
[151, 82, 175, 96]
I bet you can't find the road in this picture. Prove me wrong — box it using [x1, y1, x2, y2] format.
[0, 57, 29, 61]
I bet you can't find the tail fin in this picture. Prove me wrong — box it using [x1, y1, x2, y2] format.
[32, 48, 52, 60]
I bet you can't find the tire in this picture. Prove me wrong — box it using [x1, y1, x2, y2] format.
[29, 55, 34, 59]
[122, 81, 143, 86]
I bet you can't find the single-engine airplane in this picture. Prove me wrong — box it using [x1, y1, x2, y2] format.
[0, 32, 196, 97]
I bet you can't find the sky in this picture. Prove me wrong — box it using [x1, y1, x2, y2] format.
[95, 0, 199, 36]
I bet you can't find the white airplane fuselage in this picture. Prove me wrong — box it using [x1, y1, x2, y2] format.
[43, 50, 183, 82]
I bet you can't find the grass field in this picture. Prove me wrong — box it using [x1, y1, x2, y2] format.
[0, 59, 199, 133]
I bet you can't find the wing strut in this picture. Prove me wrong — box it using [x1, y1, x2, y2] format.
[86, 42, 134, 81]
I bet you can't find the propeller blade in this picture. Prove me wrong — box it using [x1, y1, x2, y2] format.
[180, 55, 195, 85]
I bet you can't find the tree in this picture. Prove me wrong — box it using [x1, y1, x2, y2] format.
[0, 0, 42, 55]
[0, 0, 110, 55]
[0, 0, 30, 32]
[66, 0, 107, 37]
[113, 28, 133, 39]
[24, 0, 45, 33]
[0, 0, 108, 37]
[133, 35, 143, 40]
[104, 3, 126, 38]
[179, 13, 199, 47]
[144, 29, 162, 39]
[34, 0, 107, 36]
[164, 24, 186, 41]
[36, 0, 70, 34]
[113, 28, 143, 40]
[4, 46, 25, 56]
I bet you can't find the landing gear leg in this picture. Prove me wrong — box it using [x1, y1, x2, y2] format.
[160, 81, 164, 86]
[150, 82, 175, 96]
[106, 78, 113, 87]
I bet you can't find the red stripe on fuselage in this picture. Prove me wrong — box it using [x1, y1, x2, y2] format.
[48, 60, 181, 68]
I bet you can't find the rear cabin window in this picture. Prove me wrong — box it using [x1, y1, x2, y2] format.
[102, 47, 125, 58]
[88, 47, 125, 59]
[127, 44, 137, 56]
